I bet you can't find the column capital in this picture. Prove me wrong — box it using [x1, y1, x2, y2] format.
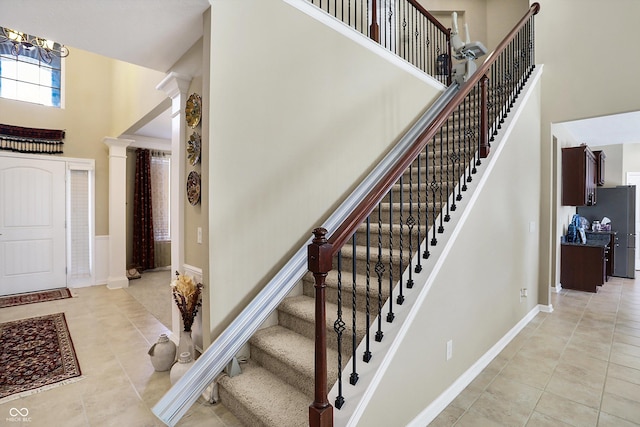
[103, 137, 134, 157]
[156, 72, 192, 99]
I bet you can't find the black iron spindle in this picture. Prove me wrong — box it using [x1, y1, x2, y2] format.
[363, 216, 372, 362]
[375, 202, 384, 342]
[334, 250, 345, 409]
[398, 176, 405, 304]
[350, 237, 358, 385]
[387, 189, 394, 323]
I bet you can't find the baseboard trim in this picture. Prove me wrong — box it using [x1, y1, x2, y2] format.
[406, 304, 542, 427]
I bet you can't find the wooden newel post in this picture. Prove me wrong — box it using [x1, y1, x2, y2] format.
[479, 74, 490, 158]
[308, 227, 334, 427]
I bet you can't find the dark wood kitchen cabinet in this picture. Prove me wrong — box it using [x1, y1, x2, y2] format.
[561, 243, 606, 292]
[593, 150, 606, 186]
[562, 145, 597, 206]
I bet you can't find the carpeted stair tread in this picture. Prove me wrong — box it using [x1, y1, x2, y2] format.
[217, 360, 309, 427]
[278, 295, 368, 346]
[250, 325, 339, 397]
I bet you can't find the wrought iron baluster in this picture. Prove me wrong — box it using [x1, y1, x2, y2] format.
[407, 158, 416, 287]
[415, 155, 424, 269]
[438, 120, 456, 219]
[375, 203, 384, 342]
[334, 250, 345, 409]
[387, 188, 394, 323]
[398, 175, 405, 304]
[350, 237, 359, 385]
[441, 124, 449, 226]
[431, 134, 440, 246]
[363, 216, 372, 362]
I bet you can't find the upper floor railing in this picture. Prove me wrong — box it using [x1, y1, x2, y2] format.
[308, 4, 540, 426]
[307, 0, 452, 85]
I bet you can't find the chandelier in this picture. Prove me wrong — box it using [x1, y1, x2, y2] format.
[0, 27, 69, 64]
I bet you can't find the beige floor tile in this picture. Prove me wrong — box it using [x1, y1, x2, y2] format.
[545, 362, 605, 409]
[612, 341, 640, 358]
[600, 392, 640, 424]
[598, 411, 640, 427]
[617, 325, 640, 338]
[448, 380, 484, 412]
[454, 410, 504, 427]
[427, 405, 464, 426]
[564, 333, 611, 361]
[534, 392, 598, 427]
[615, 332, 640, 347]
[498, 352, 556, 390]
[610, 351, 640, 371]
[604, 377, 640, 404]
[526, 411, 574, 426]
[466, 376, 541, 426]
[607, 362, 640, 386]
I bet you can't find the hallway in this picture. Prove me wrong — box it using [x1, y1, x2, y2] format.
[431, 276, 640, 426]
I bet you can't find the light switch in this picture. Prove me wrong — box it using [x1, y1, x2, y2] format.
[197, 227, 202, 244]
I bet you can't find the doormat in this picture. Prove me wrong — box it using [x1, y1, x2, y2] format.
[0, 288, 72, 309]
[0, 312, 83, 403]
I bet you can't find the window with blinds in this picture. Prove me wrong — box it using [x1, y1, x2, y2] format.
[69, 169, 91, 279]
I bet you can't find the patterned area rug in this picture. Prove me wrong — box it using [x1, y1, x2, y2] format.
[0, 313, 82, 403]
[0, 288, 72, 308]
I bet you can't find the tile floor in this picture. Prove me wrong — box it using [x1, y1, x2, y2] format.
[430, 276, 640, 426]
[0, 278, 242, 427]
[1, 275, 638, 426]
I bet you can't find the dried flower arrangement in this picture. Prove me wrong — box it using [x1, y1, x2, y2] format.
[171, 271, 203, 332]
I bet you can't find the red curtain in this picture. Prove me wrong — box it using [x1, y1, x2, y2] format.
[133, 149, 155, 270]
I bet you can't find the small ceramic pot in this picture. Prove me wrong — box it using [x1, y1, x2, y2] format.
[148, 333, 176, 372]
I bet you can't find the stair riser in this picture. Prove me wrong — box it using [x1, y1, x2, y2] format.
[277, 309, 363, 357]
[350, 227, 425, 254]
[249, 345, 317, 399]
[218, 385, 267, 427]
[302, 278, 391, 313]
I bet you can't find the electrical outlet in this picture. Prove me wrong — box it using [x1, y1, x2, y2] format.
[520, 288, 527, 302]
[446, 340, 453, 361]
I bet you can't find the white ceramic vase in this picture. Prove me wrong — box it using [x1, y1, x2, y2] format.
[177, 329, 195, 359]
[170, 352, 195, 385]
[148, 333, 176, 372]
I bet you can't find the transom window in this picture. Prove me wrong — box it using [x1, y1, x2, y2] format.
[0, 27, 66, 107]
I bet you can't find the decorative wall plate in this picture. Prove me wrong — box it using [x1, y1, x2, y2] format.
[185, 93, 202, 128]
[186, 171, 201, 206]
[187, 132, 201, 166]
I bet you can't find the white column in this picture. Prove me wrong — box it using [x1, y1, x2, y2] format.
[103, 137, 133, 289]
[157, 72, 191, 338]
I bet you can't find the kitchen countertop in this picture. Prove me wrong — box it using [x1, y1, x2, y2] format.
[561, 241, 608, 248]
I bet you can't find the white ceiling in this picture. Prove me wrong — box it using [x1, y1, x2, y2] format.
[1, 0, 210, 72]
[558, 111, 640, 147]
[1, 0, 210, 141]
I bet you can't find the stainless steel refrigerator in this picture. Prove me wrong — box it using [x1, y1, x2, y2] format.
[577, 185, 636, 278]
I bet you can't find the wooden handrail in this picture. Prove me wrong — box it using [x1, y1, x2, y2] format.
[326, 2, 540, 254]
[405, 0, 449, 34]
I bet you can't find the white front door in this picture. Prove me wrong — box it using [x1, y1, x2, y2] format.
[626, 172, 640, 270]
[0, 156, 66, 295]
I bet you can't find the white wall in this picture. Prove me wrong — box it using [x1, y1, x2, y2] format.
[206, 0, 444, 338]
[356, 67, 543, 427]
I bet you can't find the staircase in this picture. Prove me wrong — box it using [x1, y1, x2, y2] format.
[217, 112, 479, 426]
[151, 3, 540, 426]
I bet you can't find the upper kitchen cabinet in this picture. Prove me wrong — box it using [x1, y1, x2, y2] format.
[562, 145, 598, 206]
